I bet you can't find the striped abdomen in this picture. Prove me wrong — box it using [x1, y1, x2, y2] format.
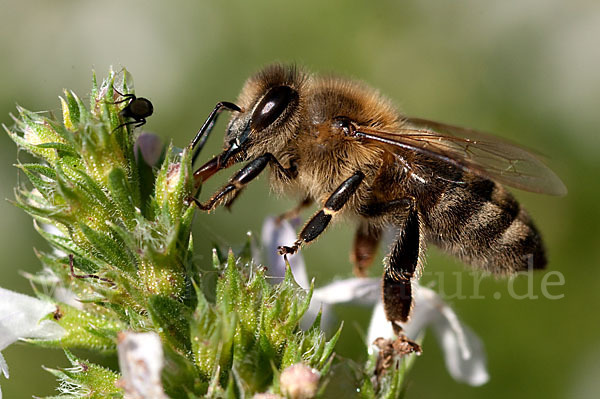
[418, 173, 546, 274]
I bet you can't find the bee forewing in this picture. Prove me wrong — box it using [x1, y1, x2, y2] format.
[356, 117, 567, 196]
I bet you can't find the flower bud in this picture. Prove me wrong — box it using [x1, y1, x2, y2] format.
[279, 363, 320, 399]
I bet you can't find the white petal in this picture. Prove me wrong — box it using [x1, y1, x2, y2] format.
[32, 320, 68, 340]
[366, 301, 395, 354]
[365, 284, 489, 386]
[409, 286, 489, 386]
[0, 351, 8, 378]
[0, 287, 65, 351]
[306, 277, 380, 331]
[312, 278, 380, 306]
[117, 332, 167, 399]
[53, 287, 84, 310]
[261, 217, 308, 288]
[435, 319, 489, 386]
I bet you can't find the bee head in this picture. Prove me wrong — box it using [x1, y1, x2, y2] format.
[223, 64, 306, 162]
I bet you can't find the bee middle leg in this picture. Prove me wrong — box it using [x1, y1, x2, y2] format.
[278, 171, 365, 256]
[275, 197, 313, 224]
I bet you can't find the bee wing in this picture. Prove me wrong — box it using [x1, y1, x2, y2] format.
[354, 117, 567, 196]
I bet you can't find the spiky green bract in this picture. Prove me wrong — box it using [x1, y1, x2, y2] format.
[8, 69, 196, 339]
[189, 250, 340, 397]
[5, 69, 202, 396]
[43, 350, 121, 399]
[357, 348, 417, 399]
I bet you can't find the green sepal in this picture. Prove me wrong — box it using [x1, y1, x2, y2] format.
[191, 290, 236, 382]
[162, 343, 208, 398]
[35, 142, 79, 157]
[154, 144, 194, 223]
[5, 125, 58, 163]
[17, 105, 66, 146]
[17, 163, 57, 198]
[33, 220, 89, 259]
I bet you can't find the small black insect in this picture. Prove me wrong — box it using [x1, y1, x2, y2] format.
[112, 87, 154, 131]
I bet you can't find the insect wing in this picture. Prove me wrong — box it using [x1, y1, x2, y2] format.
[355, 117, 566, 196]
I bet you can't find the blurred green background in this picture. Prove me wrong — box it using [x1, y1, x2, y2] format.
[1, 0, 599, 398]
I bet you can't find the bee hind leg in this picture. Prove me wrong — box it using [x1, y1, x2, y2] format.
[381, 206, 423, 355]
[351, 221, 382, 277]
[353, 198, 413, 277]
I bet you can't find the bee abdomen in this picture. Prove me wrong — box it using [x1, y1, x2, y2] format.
[422, 177, 547, 274]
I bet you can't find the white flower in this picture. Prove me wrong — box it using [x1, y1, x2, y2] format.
[364, 285, 489, 386]
[261, 217, 309, 288]
[261, 217, 489, 386]
[117, 332, 167, 399]
[0, 287, 65, 399]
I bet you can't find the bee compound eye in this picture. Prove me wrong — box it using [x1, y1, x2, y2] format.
[250, 85, 298, 131]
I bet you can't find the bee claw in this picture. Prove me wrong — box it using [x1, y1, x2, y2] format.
[393, 334, 422, 356]
[277, 245, 298, 256]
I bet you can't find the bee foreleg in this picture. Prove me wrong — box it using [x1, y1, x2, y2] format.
[190, 153, 294, 212]
[189, 154, 270, 211]
[278, 171, 365, 256]
[190, 101, 241, 164]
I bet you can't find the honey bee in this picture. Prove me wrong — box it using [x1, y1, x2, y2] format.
[188, 64, 566, 352]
